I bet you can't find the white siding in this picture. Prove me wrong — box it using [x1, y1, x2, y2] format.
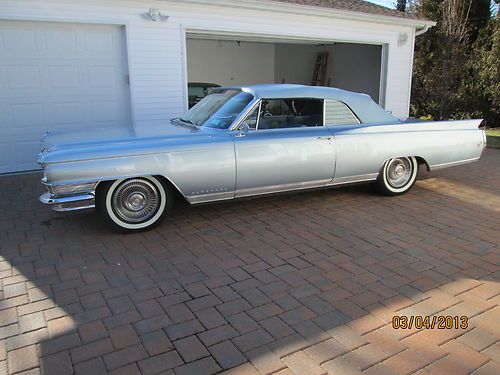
[0, 0, 416, 140]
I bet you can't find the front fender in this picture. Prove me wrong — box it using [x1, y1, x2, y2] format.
[43, 146, 236, 203]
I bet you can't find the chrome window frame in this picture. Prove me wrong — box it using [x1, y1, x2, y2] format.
[237, 98, 326, 131]
[234, 100, 262, 131]
[255, 101, 262, 130]
[229, 98, 261, 131]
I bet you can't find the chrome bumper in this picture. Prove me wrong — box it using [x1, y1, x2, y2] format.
[39, 192, 95, 212]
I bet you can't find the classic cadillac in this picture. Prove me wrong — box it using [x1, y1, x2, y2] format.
[38, 84, 486, 232]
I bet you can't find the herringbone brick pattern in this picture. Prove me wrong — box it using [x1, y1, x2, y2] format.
[0, 149, 499, 375]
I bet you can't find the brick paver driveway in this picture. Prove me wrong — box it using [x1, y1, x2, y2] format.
[1, 149, 499, 375]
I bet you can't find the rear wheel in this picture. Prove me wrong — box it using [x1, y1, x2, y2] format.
[97, 176, 172, 232]
[376, 156, 418, 196]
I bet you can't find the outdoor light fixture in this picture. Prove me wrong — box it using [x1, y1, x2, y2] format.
[142, 8, 169, 22]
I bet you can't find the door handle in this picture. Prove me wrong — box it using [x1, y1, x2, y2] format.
[317, 136, 333, 140]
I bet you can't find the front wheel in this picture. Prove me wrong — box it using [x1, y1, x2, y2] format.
[376, 156, 418, 196]
[96, 176, 172, 232]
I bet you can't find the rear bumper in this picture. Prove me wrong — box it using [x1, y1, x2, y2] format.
[39, 192, 95, 212]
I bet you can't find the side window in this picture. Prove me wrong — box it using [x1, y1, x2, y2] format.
[324, 99, 359, 125]
[258, 99, 324, 130]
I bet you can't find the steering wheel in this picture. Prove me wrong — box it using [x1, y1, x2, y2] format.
[263, 111, 273, 117]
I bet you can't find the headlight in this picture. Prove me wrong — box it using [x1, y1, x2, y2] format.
[50, 183, 97, 197]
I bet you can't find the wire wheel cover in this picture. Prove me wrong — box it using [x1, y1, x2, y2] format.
[112, 179, 161, 223]
[386, 157, 413, 188]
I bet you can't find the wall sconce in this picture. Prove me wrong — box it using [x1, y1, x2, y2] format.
[142, 8, 169, 22]
[398, 32, 408, 47]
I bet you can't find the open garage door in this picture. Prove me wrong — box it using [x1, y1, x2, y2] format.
[0, 21, 131, 173]
[186, 32, 384, 108]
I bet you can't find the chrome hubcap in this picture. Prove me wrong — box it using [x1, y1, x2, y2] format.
[112, 179, 160, 223]
[126, 193, 146, 211]
[386, 157, 412, 188]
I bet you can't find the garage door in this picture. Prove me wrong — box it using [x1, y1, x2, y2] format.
[0, 21, 131, 173]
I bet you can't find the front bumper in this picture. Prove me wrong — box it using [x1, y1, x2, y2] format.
[39, 192, 95, 212]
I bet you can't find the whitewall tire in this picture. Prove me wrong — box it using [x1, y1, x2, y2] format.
[376, 156, 418, 196]
[97, 176, 172, 232]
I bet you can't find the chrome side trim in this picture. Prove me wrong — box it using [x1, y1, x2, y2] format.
[186, 191, 235, 204]
[235, 179, 332, 198]
[430, 157, 480, 171]
[188, 173, 380, 204]
[329, 173, 378, 185]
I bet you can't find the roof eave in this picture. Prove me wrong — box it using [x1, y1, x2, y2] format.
[166, 0, 436, 28]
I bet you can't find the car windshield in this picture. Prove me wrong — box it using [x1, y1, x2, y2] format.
[180, 90, 254, 129]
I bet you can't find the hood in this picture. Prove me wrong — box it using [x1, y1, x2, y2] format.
[38, 121, 219, 164]
[41, 121, 197, 151]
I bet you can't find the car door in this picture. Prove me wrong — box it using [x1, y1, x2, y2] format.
[323, 99, 380, 182]
[232, 98, 336, 198]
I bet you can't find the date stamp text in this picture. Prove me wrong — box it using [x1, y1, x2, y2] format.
[392, 315, 468, 329]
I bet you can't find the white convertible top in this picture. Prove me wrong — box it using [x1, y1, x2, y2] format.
[218, 84, 401, 124]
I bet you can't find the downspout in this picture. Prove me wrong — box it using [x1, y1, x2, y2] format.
[405, 24, 431, 120]
[415, 25, 430, 36]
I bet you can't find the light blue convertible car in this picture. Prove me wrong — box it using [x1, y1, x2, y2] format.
[38, 84, 486, 232]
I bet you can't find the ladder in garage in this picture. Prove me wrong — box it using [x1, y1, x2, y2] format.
[311, 52, 329, 86]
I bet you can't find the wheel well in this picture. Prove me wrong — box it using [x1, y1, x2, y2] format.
[94, 176, 188, 203]
[415, 156, 430, 172]
[154, 175, 188, 202]
[379, 156, 430, 174]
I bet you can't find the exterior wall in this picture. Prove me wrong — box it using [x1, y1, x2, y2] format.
[0, 0, 416, 138]
[187, 39, 275, 86]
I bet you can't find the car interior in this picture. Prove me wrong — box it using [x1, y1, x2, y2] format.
[257, 98, 324, 130]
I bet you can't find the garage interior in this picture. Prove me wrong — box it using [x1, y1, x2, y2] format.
[186, 34, 384, 106]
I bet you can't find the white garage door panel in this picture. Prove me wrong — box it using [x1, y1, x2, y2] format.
[0, 21, 131, 173]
